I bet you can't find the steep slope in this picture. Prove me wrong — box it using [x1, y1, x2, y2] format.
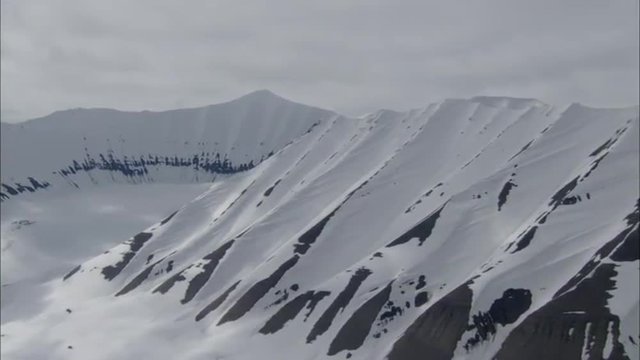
[1, 93, 638, 360]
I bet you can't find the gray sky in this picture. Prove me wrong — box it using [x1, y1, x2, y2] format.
[1, 0, 638, 122]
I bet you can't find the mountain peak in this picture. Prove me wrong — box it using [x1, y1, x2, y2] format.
[231, 89, 288, 104]
[469, 96, 547, 109]
[221, 89, 334, 116]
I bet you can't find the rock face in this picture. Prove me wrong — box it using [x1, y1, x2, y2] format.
[1, 92, 638, 360]
[387, 282, 474, 360]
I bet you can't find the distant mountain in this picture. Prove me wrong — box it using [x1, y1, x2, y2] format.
[1, 91, 638, 360]
[1, 90, 335, 200]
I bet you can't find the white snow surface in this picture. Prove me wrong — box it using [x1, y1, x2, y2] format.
[1, 90, 638, 360]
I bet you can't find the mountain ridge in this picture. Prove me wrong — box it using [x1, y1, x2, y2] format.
[3, 90, 638, 127]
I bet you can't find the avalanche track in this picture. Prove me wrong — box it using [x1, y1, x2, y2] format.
[1, 90, 638, 360]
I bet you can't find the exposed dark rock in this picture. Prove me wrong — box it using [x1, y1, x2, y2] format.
[181, 240, 234, 304]
[294, 211, 337, 255]
[195, 281, 241, 322]
[508, 140, 534, 161]
[115, 259, 165, 296]
[511, 226, 538, 253]
[218, 255, 300, 325]
[387, 204, 446, 247]
[387, 281, 474, 360]
[498, 180, 518, 211]
[307, 267, 373, 343]
[584, 154, 608, 179]
[610, 200, 639, 262]
[214, 182, 255, 221]
[589, 127, 627, 157]
[558, 201, 638, 296]
[259, 291, 331, 334]
[269, 289, 290, 307]
[263, 180, 281, 197]
[1, 184, 19, 196]
[160, 211, 178, 225]
[464, 288, 532, 350]
[327, 282, 393, 355]
[293, 179, 373, 254]
[153, 267, 191, 294]
[414, 292, 429, 307]
[63, 265, 82, 281]
[304, 290, 331, 322]
[549, 176, 580, 208]
[610, 226, 639, 262]
[562, 196, 580, 205]
[101, 232, 153, 281]
[379, 300, 403, 324]
[495, 265, 628, 360]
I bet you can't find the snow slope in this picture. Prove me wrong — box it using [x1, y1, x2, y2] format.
[1, 91, 638, 360]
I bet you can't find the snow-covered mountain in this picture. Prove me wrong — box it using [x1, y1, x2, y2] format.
[1, 90, 638, 360]
[1, 90, 332, 198]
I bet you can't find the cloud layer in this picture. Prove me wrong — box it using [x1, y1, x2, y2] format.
[1, 0, 638, 122]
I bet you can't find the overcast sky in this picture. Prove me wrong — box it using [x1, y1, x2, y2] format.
[1, 0, 638, 122]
